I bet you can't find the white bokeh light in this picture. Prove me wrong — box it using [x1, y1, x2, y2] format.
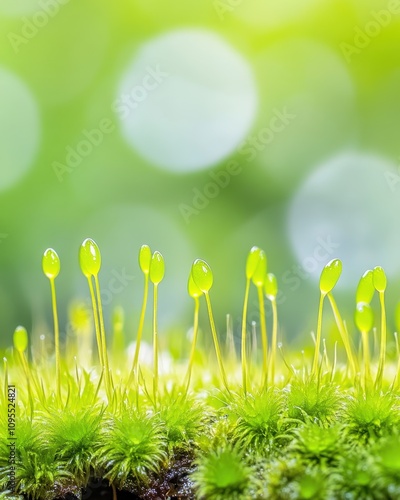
[116, 29, 258, 173]
[0, 67, 40, 191]
[288, 152, 400, 287]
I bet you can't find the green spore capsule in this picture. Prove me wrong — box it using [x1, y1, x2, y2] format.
[264, 272, 278, 300]
[251, 250, 267, 287]
[355, 302, 374, 333]
[373, 266, 387, 293]
[139, 244, 152, 275]
[191, 259, 213, 293]
[188, 274, 202, 299]
[319, 258, 342, 295]
[245, 246, 262, 280]
[14, 326, 28, 353]
[42, 248, 60, 280]
[356, 270, 375, 304]
[79, 238, 101, 277]
[149, 251, 165, 285]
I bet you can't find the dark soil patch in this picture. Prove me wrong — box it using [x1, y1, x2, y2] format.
[48, 452, 195, 500]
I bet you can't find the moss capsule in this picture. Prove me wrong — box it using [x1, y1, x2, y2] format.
[251, 250, 267, 287]
[149, 251, 165, 285]
[245, 246, 262, 280]
[355, 302, 374, 333]
[42, 248, 60, 280]
[191, 259, 213, 293]
[373, 266, 387, 293]
[319, 259, 342, 295]
[188, 274, 202, 299]
[79, 238, 101, 277]
[264, 272, 278, 300]
[14, 326, 28, 353]
[356, 270, 375, 304]
[139, 244, 152, 275]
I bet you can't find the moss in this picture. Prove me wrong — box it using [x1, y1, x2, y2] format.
[1, 242, 400, 499]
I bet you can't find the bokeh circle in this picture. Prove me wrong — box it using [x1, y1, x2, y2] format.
[288, 151, 400, 287]
[0, 67, 40, 191]
[116, 29, 258, 173]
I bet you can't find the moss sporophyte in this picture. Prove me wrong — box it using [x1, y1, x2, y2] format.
[2, 242, 400, 499]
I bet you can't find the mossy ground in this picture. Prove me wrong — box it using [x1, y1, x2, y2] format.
[1, 243, 400, 499]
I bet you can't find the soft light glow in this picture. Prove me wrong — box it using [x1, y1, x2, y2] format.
[116, 28, 258, 172]
[0, 67, 40, 191]
[288, 152, 400, 287]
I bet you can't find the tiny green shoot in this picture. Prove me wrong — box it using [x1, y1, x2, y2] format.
[42, 248, 61, 403]
[149, 250, 165, 407]
[191, 258, 229, 393]
[242, 246, 262, 395]
[79, 238, 111, 399]
[373, 266, 387, 390]
[354, 302, 374, 389]
[131, 244, 152, 379]
[185, 274, 202, 393]
[264, 272, 278, 384]
[312, 258, 342, 378]
[251, 250, 268, 387]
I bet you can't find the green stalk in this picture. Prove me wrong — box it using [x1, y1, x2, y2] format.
[311, 294, 325, 378]
[153, 282, 159, 408]
[49, 278, 61, 404]
[375, 291, 387, 390]
[205, 292, 230, 393]
[257, 285, 268, 386]
[185, 297, 200, 394]
[241, 279, 250, 395]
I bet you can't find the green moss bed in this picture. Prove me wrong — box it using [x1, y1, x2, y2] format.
[1, 241, 400, 499]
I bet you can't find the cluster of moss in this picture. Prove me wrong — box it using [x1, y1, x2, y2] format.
[1, 377, 400, 499]
[1, 241, 400, 499]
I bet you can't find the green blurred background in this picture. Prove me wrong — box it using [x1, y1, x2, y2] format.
[1, 0, 400, 349]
